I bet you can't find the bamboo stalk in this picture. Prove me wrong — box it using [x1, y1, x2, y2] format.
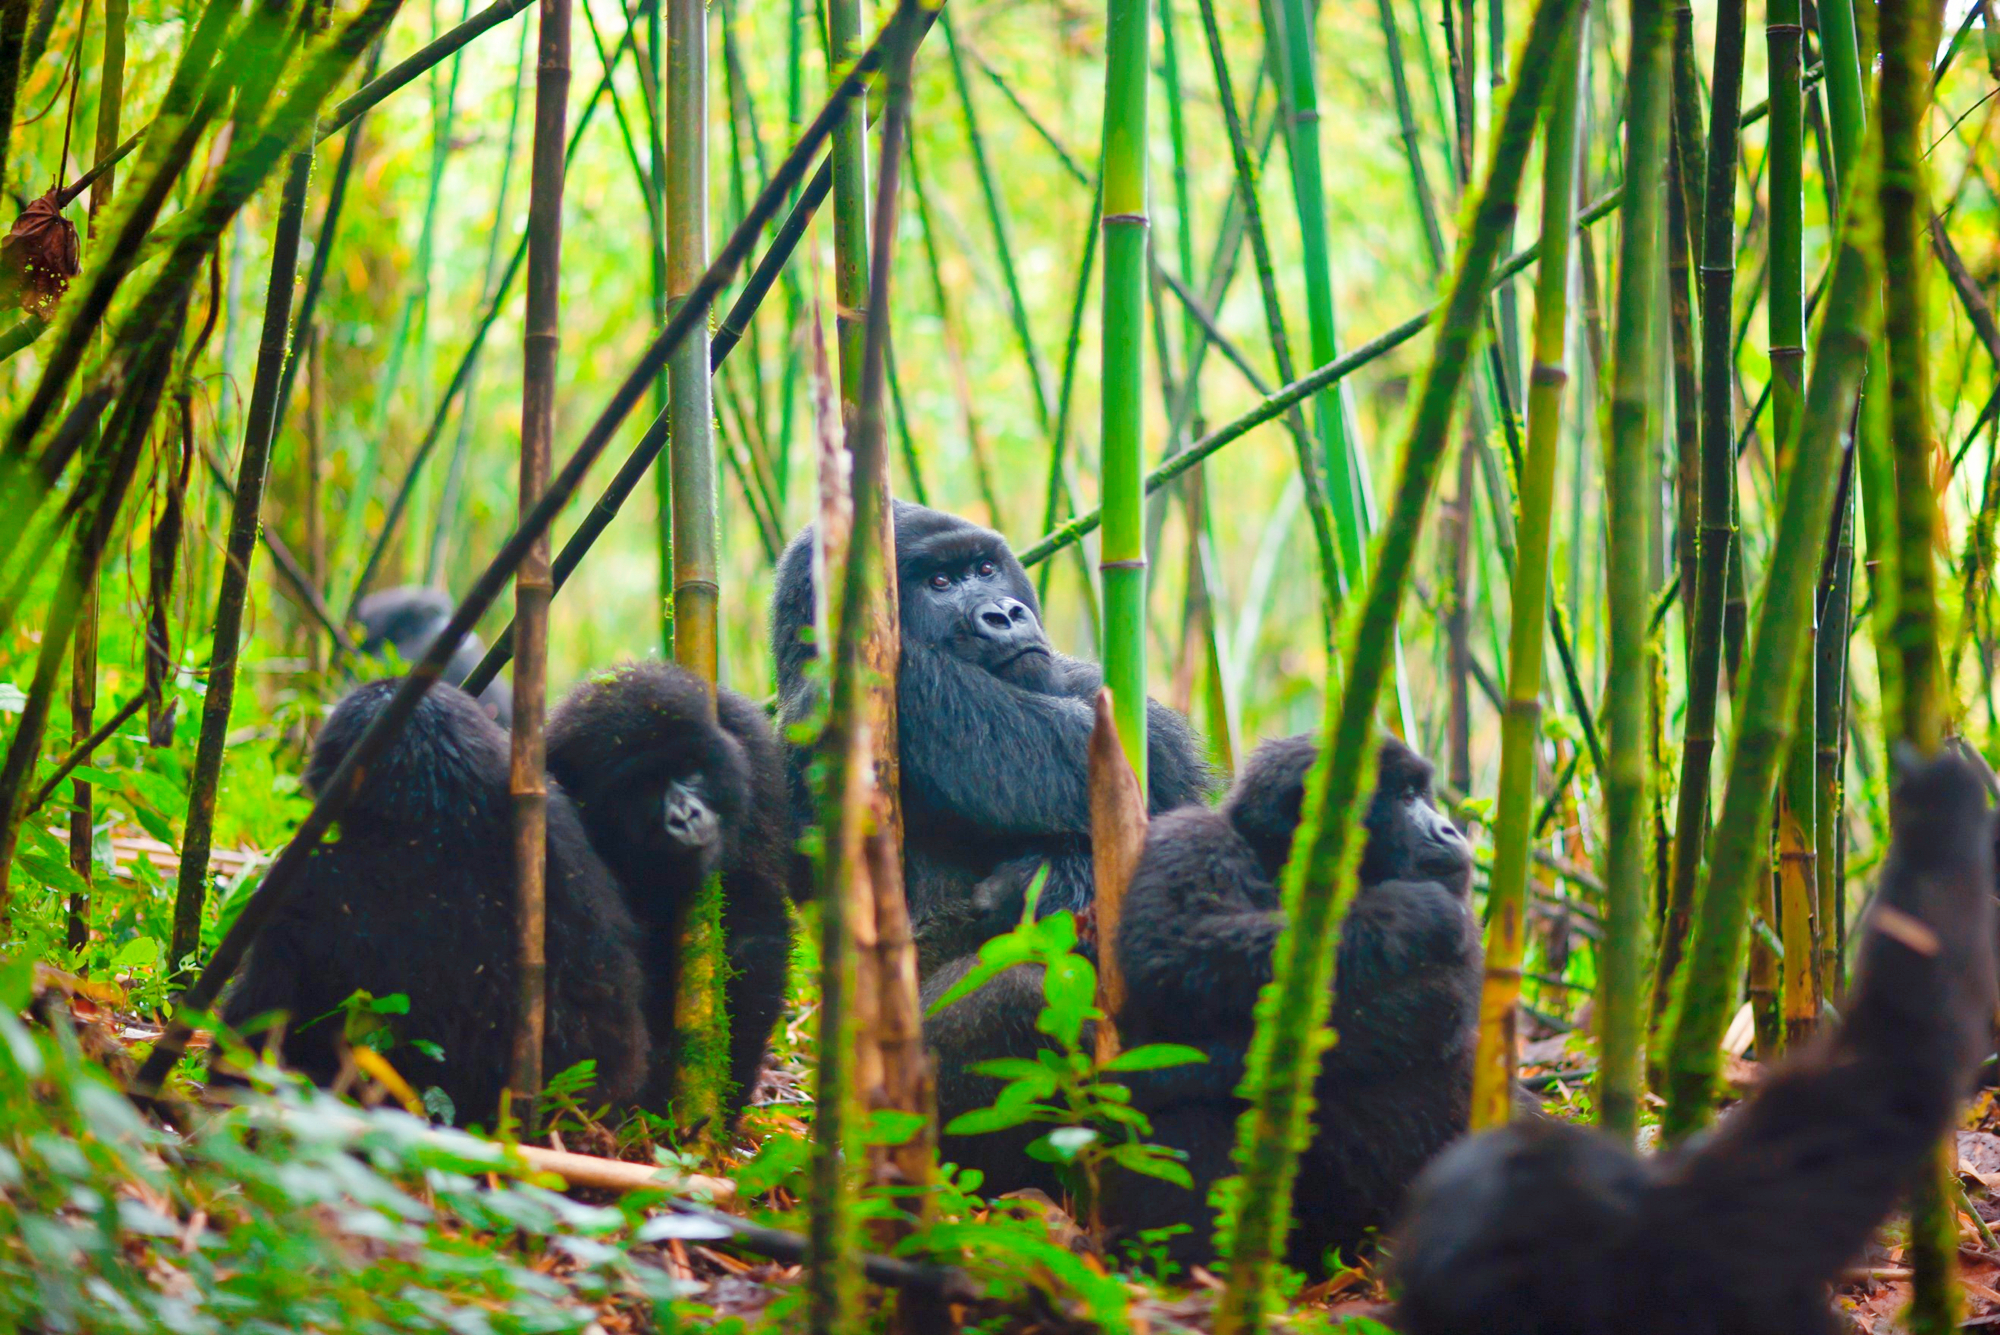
[663, 0, 732, 1136]
[1658, 149, 1880, 1144]
[507, 0, 571, 1129]
[0, 0, 30, 196]
[167, 139, 316, 975]
[1767, 0, 1817, 1054]
[1214, 0, 1583, 1322]
[944, 12, 1053, 434]
[428, 16, 530, 584]
[318, 0, 535, 140]
[1099, 0, 1150, 789]
[1470, 0, 1585, 1134]
[1649, 0, 1746, 1048]
[1878, 0, 1953, 1324]
[1268, 0, 1366, 608]
[66, 0, 127, 955]
[1192, 0, 1341, 642]
[1596, 0, 1671, 1145]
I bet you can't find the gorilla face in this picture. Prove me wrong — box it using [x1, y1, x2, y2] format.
[1359, 738, 1473, 897]
[1225, 734, 1472, 895]
[895, 510, 1060, 693]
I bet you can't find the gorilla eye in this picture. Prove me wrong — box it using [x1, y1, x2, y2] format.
[929, 572, 952, 590]
[977, 561, 997, 577]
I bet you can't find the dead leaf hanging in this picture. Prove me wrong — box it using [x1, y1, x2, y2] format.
[1, 190, 82, 313]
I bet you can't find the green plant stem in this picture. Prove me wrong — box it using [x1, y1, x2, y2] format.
[1659, 151, 1881, 1145]
[1650, 0, 1746, 1047]
[1098, 0, 1150, 788]
[1471, 0, 1585, 1133]
[1214, 0, 1583, 1323]
[1596, 0, 1671, 1145]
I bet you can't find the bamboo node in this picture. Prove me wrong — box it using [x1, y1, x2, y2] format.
[1764, 23, 1805, 35]
[1102, 211, 1148, 226]
[1099, 557, 1147, 571]
[1528, 362, 1567, 387]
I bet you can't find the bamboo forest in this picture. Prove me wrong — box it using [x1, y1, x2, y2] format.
[2, 0, 2000, 1327]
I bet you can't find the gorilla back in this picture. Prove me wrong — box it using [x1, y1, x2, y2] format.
[1105, 735, 1479, 1272]
[220, 681, 647, 1125]
[355, 585, 513, 726]
[1391, 748, 1999, 1335]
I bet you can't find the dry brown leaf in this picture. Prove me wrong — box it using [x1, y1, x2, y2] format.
[0, 190, 80, 312]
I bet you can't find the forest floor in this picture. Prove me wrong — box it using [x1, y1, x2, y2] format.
[26, 924, 2000, 1332]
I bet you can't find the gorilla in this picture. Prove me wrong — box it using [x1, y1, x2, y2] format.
[220, 681, 647, 1125]
[546, 661, 800, 1123]
[1102, 734, 1479, 1272]
[770, 501, 1213, 1191]
[1391, 747, 1998, 1335]
[356, 585, 513, 726]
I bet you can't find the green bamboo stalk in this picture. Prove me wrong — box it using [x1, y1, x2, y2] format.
[825, 0, 870, 412]
[1214, 0, 1583, 1322]
[1596, 0, 1672, 1145]
[664, 0, 731, 1136]
[944, 12, 1053, 434]
[1098, 0, 1149, 787]
[1767, 0, 1819, 1055]
[1268, 0, 1369, 605]
[508, 0, 572, 1125]
[647, 0, 670, 655]
[1192, 0, 1340, 636]
[67, 0, 128, 954]
[1470, 0, 1585, 1134]
[1659, 149, 1880, 1144]
[0, 0, 30, 198]
[169, 139, 317, 974]
[1813, 452, 1854, 1003]
[1374, 0, 1447, 274]
[271, 41, 385, 451]
[1650, 0, 1746, 1047]
[1879, 0, 1953, 1324]
[428, 15, 529, 584]
[807, 9, 920, 1319]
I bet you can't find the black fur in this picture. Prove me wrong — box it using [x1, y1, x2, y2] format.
[1102, 734, 1479, 1272]
[547, 661, 798, 1121]
[220, 681, 647, 1124]
[355, 585, 513, 726]
[770, 502, 1213, 1193]
[1391, 747, 1999, 1335]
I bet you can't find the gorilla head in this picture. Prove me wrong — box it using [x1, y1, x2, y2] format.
[775, 500, 1062, 695]
[1222, 732, 1472, 893]
[890, 502, 1060, 693]
[547, 663, 755, 911]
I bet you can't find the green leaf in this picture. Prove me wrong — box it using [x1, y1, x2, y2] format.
[944, 1104, 1039, 1136]
[110, 938, 160, 970]
[866, 1109, 929, 1147]
[1041, 1126, 1098, 1161]
[1106, 1141, 1194, 1188]
[1103, 1043, 1208, 1072]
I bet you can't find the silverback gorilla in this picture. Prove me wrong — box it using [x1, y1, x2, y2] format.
[771, 501, 1212, 1190]
[221, 681, 646, 1124]
[1104, 733, 1479, 1272]
[356, 585, 514, 726]
[547, 661, 799, 1121]
[1390, 746, 1998, 1335]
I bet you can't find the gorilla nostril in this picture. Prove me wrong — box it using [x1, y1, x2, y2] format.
[981, 609, 1011, 629]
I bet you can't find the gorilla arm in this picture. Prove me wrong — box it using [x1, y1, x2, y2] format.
[1634, 750, 1998, 1309]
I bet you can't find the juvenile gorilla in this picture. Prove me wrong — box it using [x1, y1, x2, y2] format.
[547, 661, 799, 1120]
[771, 502, 1212, 1191]
[355, 585, 513, 726]
[1103, 734, 1478, 1272]
[221, 682, 646, 1124]
[1391, 748, 1998, 1335]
